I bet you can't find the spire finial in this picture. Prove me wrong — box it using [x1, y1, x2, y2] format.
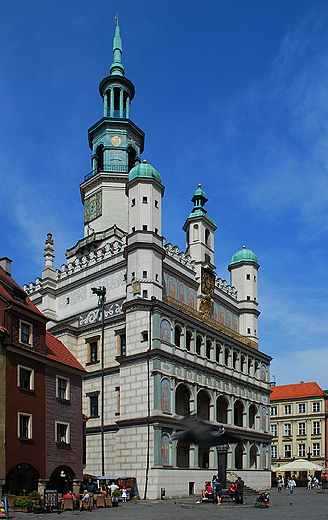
[110, 14, 125, 76]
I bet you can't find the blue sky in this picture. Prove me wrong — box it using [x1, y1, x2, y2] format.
[1, 0, 328, 387]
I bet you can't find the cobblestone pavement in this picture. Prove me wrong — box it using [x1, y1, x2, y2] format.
[8, 489, 328, 520]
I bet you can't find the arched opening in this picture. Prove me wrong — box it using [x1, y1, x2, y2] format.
[224, 348, 229, 366]
[205, 228, 210, 246]
[217, 396, 228, 424]
[198, 447, 209, 468]
[48, 466, 76, 494]
[248, 358, 252, 374]
[197, 389, 210, 421]
[254, 360, 260, 377]
[176, 440, 190, 468]
[175, 384, 190, 416]
[193, 224, 199, 241]
[234, 400, 243, 427]
[250, 444, 258, 469]
[206, 340, 211, 359]
[186, 330, 192, 351]
[249, 404, 257, 429]
[240, 355, 246, 373]
[95, 145, 104, 172]
[215, 344, 221, 362]
[128, 146, 137, 172]
[232, 351, 238, 369]
[196, 335, 202, 356]
[174, 325, 181, 348]
[235, 443, 244, 470]
[6, 463, 40, 494]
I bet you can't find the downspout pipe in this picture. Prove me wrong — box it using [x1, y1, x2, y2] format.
[144, 296, 156, 500]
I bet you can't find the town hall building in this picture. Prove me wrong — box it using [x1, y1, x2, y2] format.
[25, 21, 272, 497]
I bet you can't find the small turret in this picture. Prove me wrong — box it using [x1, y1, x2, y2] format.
[228, 245, 260, 341]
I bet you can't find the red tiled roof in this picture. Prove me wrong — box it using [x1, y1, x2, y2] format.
[0, 266, 45, 317]
[45, 331, 85, 372]
[270, 382, 323, 401]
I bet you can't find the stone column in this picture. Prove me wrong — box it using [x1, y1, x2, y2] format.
[110, 89, 114, 117]
[103, 91, 108, 117]
[126, 96, 130, 119]
[171, 377, 176, 414]
[216, 445, 228, 488]
[153, 426, 162, 466]
[245, 440, 250, 469]
[119, 88, 124, 118]
[193, 444, 199, 468]
[171, 431, 177, 466]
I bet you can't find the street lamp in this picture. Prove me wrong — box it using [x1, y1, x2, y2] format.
[91, 286, 106, 477]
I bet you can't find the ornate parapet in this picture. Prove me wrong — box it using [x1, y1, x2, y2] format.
[164, 242, 196, 271]
[23, 238, 126, 294]
[163, 295, 258, 350]
[216, 277, 238, 299]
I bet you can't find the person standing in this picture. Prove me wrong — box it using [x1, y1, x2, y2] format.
[236, 476, 244, 504]
[277, 477, 282, 492]
[307, 475, 312, 489]
[216, 481, 223, 505]
[289, 478, 296, 495]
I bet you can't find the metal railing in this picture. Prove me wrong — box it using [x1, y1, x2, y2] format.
[84, 164, 129, 181]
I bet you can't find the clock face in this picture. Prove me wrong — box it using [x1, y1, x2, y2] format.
[84, 190, 102, 223]
[201, 270, 215, 297]
[111, 135, 121, 146]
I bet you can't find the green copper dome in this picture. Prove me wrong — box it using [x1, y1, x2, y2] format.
[129, 160, 161, 183]
[230, 246, 258, 265]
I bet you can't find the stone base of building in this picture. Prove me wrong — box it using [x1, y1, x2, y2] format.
[135, 468, 272, 499]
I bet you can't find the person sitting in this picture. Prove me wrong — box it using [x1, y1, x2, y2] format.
[80, 490, 90, 510]
[61, 491, 75, 509]
[195, 484, 207, 503]
[228, 482, 237, 501]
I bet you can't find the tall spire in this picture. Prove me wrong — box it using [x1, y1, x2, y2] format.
[110, 16, 125, 76]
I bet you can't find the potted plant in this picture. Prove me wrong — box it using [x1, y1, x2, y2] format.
[13, 497, 32, 512]
[29, 491, 43, 513]
[111, 488, 121, 507]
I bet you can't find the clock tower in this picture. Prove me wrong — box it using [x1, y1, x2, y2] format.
[80, 20, 145, 236]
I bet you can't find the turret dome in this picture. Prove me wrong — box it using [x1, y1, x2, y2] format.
[230, 245, 258, 265]
[128, 160, 161, 183]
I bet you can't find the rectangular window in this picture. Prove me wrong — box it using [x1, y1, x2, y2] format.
[284, 404, 291, 414]
[155, 200, 159, 208]
[142, 225, 148, 231]
[313, 443, 320, 456]
[115, 387, 120, 416]
[271, 406, 277, 416]
[20, 321, 32, 346]
[284, 444, 291, 458]
[313, 402, 320, 412]
[284, 423, 291, 436]
[119, 334, 126, 356]
[90, 396, 98, 418]
[298, 422, 306, 435]
[143, 290, 148, 298]
[56, 376, 70, 400]
[131, 198, 135, 206]
[56, 422, 70, 444]
[299, 444, 306, 457]
[246, 274, 251, 280]
[18, 413, 32, 439]
[143, 271, 147, 278]
[142, 196, 147, 204]
[271, 445, 277, 458]
[132, 226, 135, 233]
[299, 403, 306, 413]
[18, 365, 34, 390]
[313, 421, 320, 435]
[90, 341, 98, 363]
[271, 424, 277, 437]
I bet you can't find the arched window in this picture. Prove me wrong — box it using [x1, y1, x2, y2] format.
[248, 357, 252, 374]
[193, 224, 199, 242]
[217, 396, 228, 424]
[235, 443, 244, 470]
[96, 145, 104, 172]
[215, 344, 221, 362]
[197, 390, 210, 421]
[175, 384, 190, 416]
[196, 336, 202, 356]
[224, 348, 229, 366]
[205, 228, 210, 246]
[250, 444, 258, 469]
[232, 351, 238, 369]
[234, 400, 243, 427]
[241, 355, 246, 373]
[186, 330, 192, 351]
[176, 440, 190, 468]
[249, 404, 257, 429]
[206, 340, 211, 359]
[174, 325, 181, 348]
[128, 146, 137, 172]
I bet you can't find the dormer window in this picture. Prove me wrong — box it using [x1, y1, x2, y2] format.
[20, 321, 32, 346]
